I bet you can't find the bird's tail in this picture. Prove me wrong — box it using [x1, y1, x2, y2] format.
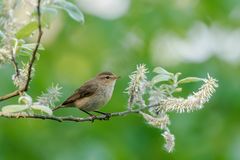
[52, 105, 64, 111]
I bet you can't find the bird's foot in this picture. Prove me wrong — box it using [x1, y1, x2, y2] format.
[102, 113, 111, 120]
[90, 115, 97, 123]
[94, 111, 111, 120]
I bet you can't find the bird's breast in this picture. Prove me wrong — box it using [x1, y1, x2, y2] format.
[95, 85, 114, 105]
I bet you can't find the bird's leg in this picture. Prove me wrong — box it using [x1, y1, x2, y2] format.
[79, 109, 96, 122]
[94, 111, 111, 120]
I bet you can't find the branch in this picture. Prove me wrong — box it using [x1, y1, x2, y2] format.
[23, 0, 43, 91]
[0, 0, 43, 102]
[0, 104, 158, 123]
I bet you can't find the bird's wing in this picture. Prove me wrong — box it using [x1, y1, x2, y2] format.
[62, 80, 98, 106]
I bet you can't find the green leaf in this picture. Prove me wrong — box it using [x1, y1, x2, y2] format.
[53, 0, 84, 23]
[16, 21, 38, 39]
[31, 104, 53, 115]
[2, 105, 29, 113]
[178, 77, 204, 84]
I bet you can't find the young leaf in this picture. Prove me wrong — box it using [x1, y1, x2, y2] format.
[153, 67, 173, 76]
[0, 30, 5, 38]
[31, 104, 53, 115]
[41, 6, 58, 27]
[16, 21, 38, 39]
[18, 94, 32, 105]
[175, 88, 182, 92]
[178, 77, 204, 84]
[2, 105, 29, 113]
[18, 49, 33, 57]
[53, 0, 84, 23]
[173, 72, 181, 84]
[152, 74, 172, 84]
[22, 43, 44, 51]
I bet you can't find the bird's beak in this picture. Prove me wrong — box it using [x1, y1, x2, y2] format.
[114, 76, 120, 80]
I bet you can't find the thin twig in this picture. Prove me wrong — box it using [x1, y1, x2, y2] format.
[11, 55, 19, 77]
[0, 0, 43, 102]
[23, 0, 43, 91]
[0, 104, 159, 123]
[0, 90, 21, 101]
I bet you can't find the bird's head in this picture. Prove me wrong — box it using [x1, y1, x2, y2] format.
[96, 72, 120, 85]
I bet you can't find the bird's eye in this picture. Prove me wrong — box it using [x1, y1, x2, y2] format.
[105, 76, 110, 79]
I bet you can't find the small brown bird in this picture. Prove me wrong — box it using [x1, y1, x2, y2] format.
[53, 72, 119, 119]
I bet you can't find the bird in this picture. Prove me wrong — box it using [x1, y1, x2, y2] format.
[52, 72, 119, 120]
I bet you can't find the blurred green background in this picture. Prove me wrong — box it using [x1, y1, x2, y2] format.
[1, 0, 240, 159]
